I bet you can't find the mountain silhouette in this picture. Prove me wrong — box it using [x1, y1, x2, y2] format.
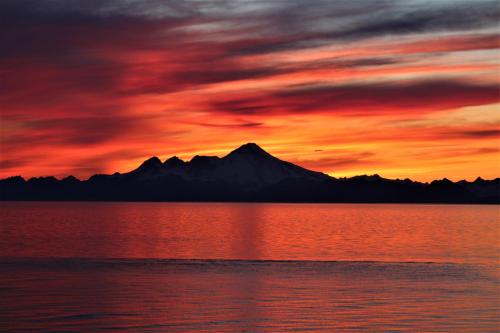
[1, 143, 498, 203]
[129, 142, 328, 187]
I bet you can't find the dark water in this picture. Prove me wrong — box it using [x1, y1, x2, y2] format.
[0, 202, 498, 332]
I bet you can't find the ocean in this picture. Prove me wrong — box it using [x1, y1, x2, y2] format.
[1, 202, 498, 332]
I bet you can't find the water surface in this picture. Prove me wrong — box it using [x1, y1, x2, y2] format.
[0, 202, 498, 332]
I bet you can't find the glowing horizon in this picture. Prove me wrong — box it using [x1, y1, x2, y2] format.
[0, 0, 499, 182]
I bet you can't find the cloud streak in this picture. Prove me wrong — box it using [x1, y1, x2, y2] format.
[211, 80, 499, 116]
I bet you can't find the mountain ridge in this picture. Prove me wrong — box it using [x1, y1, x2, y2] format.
[1, 143, 498, 203]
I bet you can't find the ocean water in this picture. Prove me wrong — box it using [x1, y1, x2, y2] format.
[0, 202, 498, 332]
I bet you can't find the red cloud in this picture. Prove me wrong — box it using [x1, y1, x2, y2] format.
[211, 80, 500, 116]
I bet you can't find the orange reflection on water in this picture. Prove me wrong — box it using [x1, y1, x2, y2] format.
[1, 202, 498, 264]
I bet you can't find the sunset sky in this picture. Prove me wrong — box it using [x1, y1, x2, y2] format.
[0, 0, 499, 181]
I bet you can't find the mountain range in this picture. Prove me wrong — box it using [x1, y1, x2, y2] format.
[1, 143, 498, 203]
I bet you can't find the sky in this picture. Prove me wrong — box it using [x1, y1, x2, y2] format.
[0, 0, 499, 181]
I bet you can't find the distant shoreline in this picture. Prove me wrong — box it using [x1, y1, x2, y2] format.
[1, 199, 498, 205]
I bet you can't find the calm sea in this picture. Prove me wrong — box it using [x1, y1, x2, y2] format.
[0, 202, 498, 332]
